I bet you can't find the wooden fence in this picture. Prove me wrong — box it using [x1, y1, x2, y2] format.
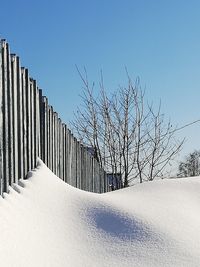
[0, 39, 109, 195]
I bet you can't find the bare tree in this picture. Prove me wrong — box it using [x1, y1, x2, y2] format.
[72, 68, 184, 188]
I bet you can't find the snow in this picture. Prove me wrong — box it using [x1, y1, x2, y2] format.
[0, 159, 200, 267]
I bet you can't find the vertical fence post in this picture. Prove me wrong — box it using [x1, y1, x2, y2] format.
[32, 80, 37, 168]
[42, 96, 48, 165]
[75, 138, 78, 187]
[54, 112, 58, 175]
[67, 130, 72, 184]
[20, 67, 28, 177]
[16, 59, 24, 180]
[11, 55, 19, 184]
[36, 87, 40, 161]
[89, 155, 92, 192]
[84, 147, 87, 191]
[59, 120, 63, 180]
[92, 158, 94, 192]
[76, 141, 81, 189]
[47, 105, 50, 168]
[7, 48, 14, 187]
[48, 106, 53, 170]
[82, 147, 85, 191]
[71, 137, 76, 187]
[2, 40, 9, 192]
[25, 69, 31, 173]
[71, 135, 75, 186]
[0, 41, 4, 195]
[29, 79, 33, 169]
[39, 89, 44, 160]
[64, 125, 68, 183]
[52, 111, 55, 173]
[62, 123, 66, 181]
[82, 146, 86, 190]
[57, 118, 60, 177]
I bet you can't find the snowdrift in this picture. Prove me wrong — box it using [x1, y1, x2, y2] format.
[0, 160, 200, 267]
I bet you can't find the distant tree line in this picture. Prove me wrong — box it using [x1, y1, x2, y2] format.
[177, 150, 200, 177]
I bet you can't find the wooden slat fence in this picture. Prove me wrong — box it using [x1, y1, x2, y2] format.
[0, 39, 109, 195]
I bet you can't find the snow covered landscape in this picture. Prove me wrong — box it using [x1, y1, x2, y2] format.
[2, 1, 200, 266]
[0, 159, 200, 267]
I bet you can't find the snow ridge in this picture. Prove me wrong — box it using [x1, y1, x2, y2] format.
[0, 160, 199, 267]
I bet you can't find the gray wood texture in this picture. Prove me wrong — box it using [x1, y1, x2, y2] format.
[2, 41, 10, 192]
[11, 55, 18, 184]
[0, 39, 108, 195]
[0, 41, 4, 195]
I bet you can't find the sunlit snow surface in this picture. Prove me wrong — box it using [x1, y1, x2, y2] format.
[0, 159, 200, 267]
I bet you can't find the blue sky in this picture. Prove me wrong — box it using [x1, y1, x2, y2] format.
[1, 0, 200, 166]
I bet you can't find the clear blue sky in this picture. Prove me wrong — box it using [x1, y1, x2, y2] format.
[1, 0, 200, 167]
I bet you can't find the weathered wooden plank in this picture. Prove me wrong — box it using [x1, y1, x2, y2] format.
[91, 157, 94, 192]
[89, 156, 92, 192]
[2, 41, 10, 192]
[100, 168, 104, 193]
[102, 170, 105, 192]
[101, 170, 104, 193]
[92, 160, 95, 192]
[76, 141, 81, 189]
[42, 96, 48, 165]
[32, 81, 37, 168]
[7, 49, 14, 186]
[67, 129, 71, 184]
[81, 146, 86, 190]
[89, 156, 93, 192]
[66, 129, 71, 184]
[29, 79, 34, 169]
[104, 170, 108, 192]
[56, 114, 59, 175]
[64, 125, 68, 183]
[32, 79, 37, 168]
[47, 104, 50, 168]
[69, 130, 73, 185]
[70, 135, 75, 186]
[29, 79, 38, 169]
[48, 106, 53, 170]
[24, 69, 31, 173]
[39, 89, 43, 160]
[10, 54, 18, 184]
[62, 123, 66, 181]
[70, 137, 75, 187]
[50, 106, 53, 171]
[74, 137, 78, 187]
[86, 152, 89, 191]
[87, 152, 91, 191]
[87, 153, 92, 191]
[59, 119, 63, 180]
[51, 107, 54, 171]
[35, 87, 40, 161]
[54, 112, 58, 175]
[52, 111, 55, 173]
[0, 41, 4, 195]
[20, 67, 28, 177]
[93, 159, 98, 193]
[15, 58, 24, 180]
[57, 118, 60, 177]
[85, 148, 88, 190]
[84, 147, 87, 191]
[80, 144, 84, 190]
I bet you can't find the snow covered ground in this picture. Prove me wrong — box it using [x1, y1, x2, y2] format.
[0, 160, 200, 267]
